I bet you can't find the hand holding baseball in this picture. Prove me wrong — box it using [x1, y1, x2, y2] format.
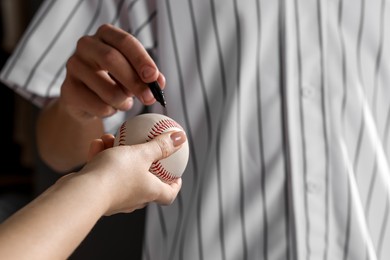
[114, 113, 190, 183]
[82, 130, 186, 216]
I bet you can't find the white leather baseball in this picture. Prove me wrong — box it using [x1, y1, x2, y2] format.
[114, 113, 189, 183]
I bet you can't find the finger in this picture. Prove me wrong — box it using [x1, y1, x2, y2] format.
[77, 30, 156, 105]
[157, 73, 166, 90]
[148, 131, 187, 161]
[87, 139, 105, 162]
[76, 35, 140, 95]
[95, 24, 159, 82]
[66, 55, 134, 111]
[87, 134, 115, 162]
[94, 24, 162, 104]
[100, 134, 115, 149]
[154, 178, 182, 205]
[61, 76, 117, 118]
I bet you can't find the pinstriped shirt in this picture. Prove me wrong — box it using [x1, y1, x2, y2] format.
[1, 0, 390, 259]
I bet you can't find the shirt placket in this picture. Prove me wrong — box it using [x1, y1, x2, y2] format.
[283, 0, 329, 259]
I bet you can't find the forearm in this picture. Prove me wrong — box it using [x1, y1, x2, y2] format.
[0, 128, 185, 259]
[0, 173, 108, 260]
[36, 98, 104, 173]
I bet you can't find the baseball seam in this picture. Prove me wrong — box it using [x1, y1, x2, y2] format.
[117, 118, 183, 183]
[117, 121, 128, 146]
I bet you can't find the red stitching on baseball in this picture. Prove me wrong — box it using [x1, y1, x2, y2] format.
[151, 161, 177, 183]
[147, 119, 183, 141]
[117, 122, 127, 146]
[147, 118, 183, 182]
[118, 117, 183, 183]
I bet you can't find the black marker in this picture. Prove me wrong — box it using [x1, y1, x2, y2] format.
[148, 81, 166, 107]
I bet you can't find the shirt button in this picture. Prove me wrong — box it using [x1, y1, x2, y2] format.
[306, 182, 321, 193]
[301, 86, 314, 98]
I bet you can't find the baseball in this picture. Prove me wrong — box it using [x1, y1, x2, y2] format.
[114, 113, 189, 183]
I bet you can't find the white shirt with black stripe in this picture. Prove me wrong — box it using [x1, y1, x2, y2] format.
[1, 0, 390, 259]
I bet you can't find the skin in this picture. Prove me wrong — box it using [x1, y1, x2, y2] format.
[0, 131, 186, 260]
[36, 24, 166, 173]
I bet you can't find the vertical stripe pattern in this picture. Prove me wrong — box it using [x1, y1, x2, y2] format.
[1, 0, 390, 259]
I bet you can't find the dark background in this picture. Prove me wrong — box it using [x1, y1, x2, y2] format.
[0, 1, 145, 259]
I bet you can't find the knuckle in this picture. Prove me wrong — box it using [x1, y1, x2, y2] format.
[96, 23, 113, 35]
[97, 104, 116, 117]
[65, 55, 78, 71]
[133, 53, 149, 69]
[101, 86, 118, 101]
[99, 48, 120, 68]
[117, 33, 136, 50]
[101, 87, 128, 109]
[153, 137, 170, 159]
[76, 35, 93, 52]
[164, 195, 175, 205]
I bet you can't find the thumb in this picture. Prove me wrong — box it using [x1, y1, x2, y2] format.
[146, 130, 187, 161]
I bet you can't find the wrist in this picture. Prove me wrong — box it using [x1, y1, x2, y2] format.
[55, 171, 111, 217]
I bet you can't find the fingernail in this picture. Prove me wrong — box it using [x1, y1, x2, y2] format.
[142, 66, 156, 79]
[171, 131, 186, 147]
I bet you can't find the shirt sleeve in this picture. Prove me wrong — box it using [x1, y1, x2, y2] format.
[0, 0, 156, 108]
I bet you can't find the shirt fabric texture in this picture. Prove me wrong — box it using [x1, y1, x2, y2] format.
[1, 0, 390, 259]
